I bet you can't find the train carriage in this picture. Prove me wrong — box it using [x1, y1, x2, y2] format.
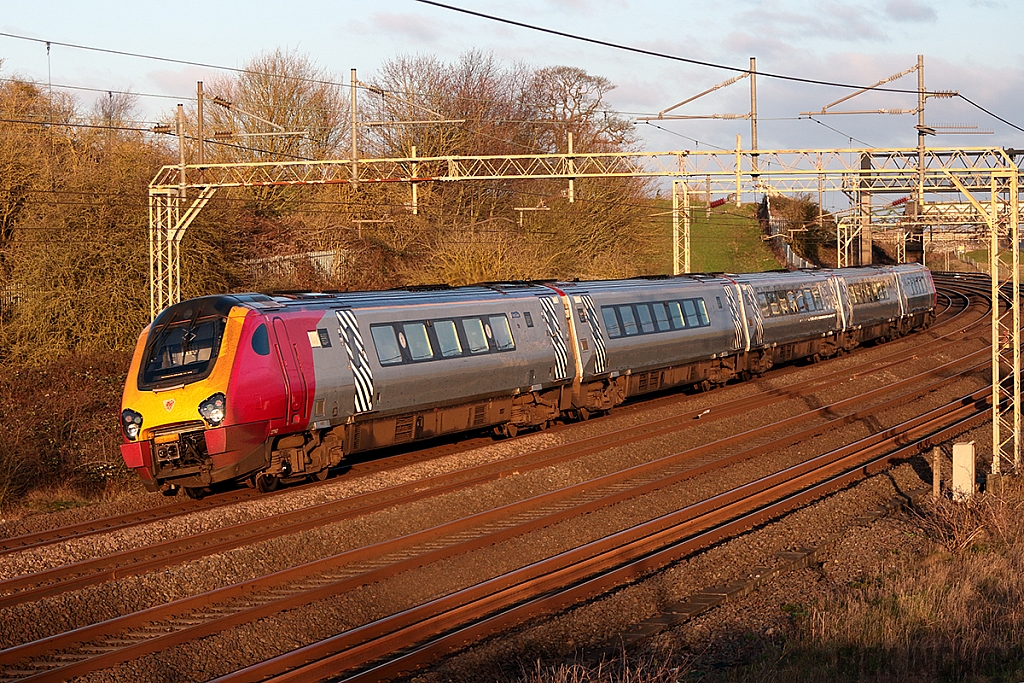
[120, 264, 936, 498]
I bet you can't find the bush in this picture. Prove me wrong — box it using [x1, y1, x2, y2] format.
[0, 351, 135, 509]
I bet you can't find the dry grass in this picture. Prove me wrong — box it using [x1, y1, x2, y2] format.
[787, 488, 1024, 682]
[511, 651, 693, 683]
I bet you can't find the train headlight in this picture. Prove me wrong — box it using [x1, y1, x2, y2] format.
[198, 393, 226, 427]
[121, 409, 143, 440]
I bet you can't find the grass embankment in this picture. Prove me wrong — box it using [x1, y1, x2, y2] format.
[519, 478, 1024, 683]
[0, 352, 138, 513]
[649, 200, 782, 275]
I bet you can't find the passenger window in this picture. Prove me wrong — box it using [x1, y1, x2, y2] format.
[251, 323, 270, 356]
[602, 307, 621, 338]
[371, 325, 403, 365]
[778, 291, 791, 314]
[757, 293, 770, 316]
[682, 299, 701, 327]
[795, 291, 808, 312]
[813, 290, 824, 309]
[695, 299, 710, 326]
[435, 320, 463, 358]
[667, 301, 685, 329]
[767, 291, 780, 316]
[463, 318, 490, 354]
[786, 291, 799, 313]
[402, 322, 434, 361]
[653, 303, 671, 331]
[489, 315, 515, 350]
[524, 311, 534, 328]
[636, 304, 655, 333]
[619, 306, 639, 335]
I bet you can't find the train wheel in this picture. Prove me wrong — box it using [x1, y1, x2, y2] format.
[255, 473, 280, 493]
[308, 468, 330, 483]
[184, 487, 207, 500]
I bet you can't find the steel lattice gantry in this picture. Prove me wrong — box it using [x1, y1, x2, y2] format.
[149, 144, 1021, 470]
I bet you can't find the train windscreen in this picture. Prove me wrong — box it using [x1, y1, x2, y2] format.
[139, 297, 235, 389]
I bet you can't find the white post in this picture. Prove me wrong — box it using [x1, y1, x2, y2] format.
[952, 441, 975, 502]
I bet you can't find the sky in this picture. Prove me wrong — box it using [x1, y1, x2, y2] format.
[2, 0, 1022, 155]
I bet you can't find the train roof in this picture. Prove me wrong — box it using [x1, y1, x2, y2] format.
[166, 264, 931, 317]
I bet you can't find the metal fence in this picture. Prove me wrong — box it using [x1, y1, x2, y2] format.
[243, 250, 347, 287]
[758, 196, 816, 270]
[0, 283, 21, 317]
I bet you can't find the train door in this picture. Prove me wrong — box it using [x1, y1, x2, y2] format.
[721, 283, 748, 352]
[272, 317, 309, 426]
[826, 275, 851, 330]
[575, 293, 608, 375]
[892, 271, 908, 317]
[737, 282, 763, 348]
[538, 295, 572, 382]
[335, 309, 375, 414]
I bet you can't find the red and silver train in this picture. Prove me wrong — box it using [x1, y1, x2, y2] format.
[120, 264, 936, 498]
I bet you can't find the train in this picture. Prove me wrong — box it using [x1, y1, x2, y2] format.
[119, 264, 936, 498]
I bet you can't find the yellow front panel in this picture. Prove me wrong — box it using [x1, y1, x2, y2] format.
[121, 307, 248, 439]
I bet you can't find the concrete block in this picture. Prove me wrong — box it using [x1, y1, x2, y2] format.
[952, 441, 975, 502]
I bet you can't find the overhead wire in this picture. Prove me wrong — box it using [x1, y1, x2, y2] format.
[802, 117, 875, 148]
[415, 0, 1024, 133]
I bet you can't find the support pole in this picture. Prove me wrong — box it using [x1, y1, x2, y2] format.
[917, 55, 926, 210]
[672, 180, 680, 276]
[197, 82, 205, 169]
[176, 104, 186, 194]
[351, 68, 358, 183]
[735, 134, 742, 208]
[1011, 168, 1021, 470]
[705, 175, 711, 218]
[749, 57, 758, 178]
[411, 145, 418, 215]
[567, 132, 575, 204]
[991, 175, 1001, 476]
[683, 180, 691, 273]
[859, 152, 872, 265]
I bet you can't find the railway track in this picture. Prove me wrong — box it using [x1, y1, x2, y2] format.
[230, 392, 990, 683]
[0, 272, 998, 682]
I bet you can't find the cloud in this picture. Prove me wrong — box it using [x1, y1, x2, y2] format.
[735, 1, 888, 42]
[883, 0, 938, 22]
[145, 66, 219, 102]
[348, 11, 444, 45]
